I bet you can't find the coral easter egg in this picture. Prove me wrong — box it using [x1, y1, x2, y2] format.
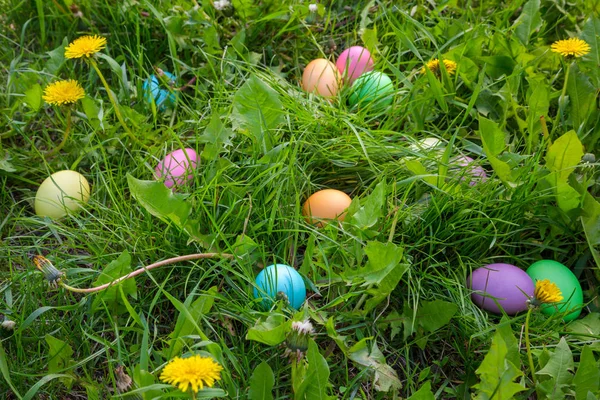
[468, 263, 534, 315]
[526, 260, 583, 322]
[155, 148, 198, 189]
[302, 59, 341, 98]
[302, 189, 352, 226]
[35, 170, 91, 219]
[336, 46, 374, 84]
[254, 264, 306, 309]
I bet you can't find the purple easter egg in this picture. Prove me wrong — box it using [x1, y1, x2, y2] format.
[454, 155, 487, 186]
[467, 263, 534, 315]
[336, 46, 374, 84]
[155, 148, 198, 189]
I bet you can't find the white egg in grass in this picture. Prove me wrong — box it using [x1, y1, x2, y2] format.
[35, 170, 91, 219]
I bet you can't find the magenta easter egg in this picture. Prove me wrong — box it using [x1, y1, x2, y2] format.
[336, 46, 374, 84]
[467, 263, 534, 315]
[155, 148, 198, 188]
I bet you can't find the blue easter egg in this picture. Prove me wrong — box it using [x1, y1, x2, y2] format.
[142, 71, 177, 110]
[253, 264, 306, 309]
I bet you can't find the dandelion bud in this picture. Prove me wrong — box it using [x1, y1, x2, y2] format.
[33, 255, 64, 286]
[285, 320, 314, 360]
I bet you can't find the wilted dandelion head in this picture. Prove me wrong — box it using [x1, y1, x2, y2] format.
[420, 58, 458, 76]
[43, 80, 85, 106]
[550, 38, 590, 58]
[33, 255, 64, 285]
[65, 35, 107, 59]
[160, 355, 223, 394]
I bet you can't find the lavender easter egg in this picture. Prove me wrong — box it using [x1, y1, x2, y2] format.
[336, 46, 374, 84]
[468, 263, 534, 315]
[453, 155, 487, 186]
[155, 148, 198, 189]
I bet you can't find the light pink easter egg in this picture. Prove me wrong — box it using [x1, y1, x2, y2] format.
[336, 46, 374, 84]
[454, 155, 488, 186]
[155, 148, 198, 188]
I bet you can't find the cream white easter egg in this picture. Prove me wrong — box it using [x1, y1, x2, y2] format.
[35, 170, 91, 219]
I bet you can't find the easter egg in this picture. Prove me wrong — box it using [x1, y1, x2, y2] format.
[452, 156, 487, 186]
[155, 148, 198, 189]
[35, 170, 91, 219]
[302, 189, 352, 226]
[467, 263, 534, 315]
[336, 46, 374, 84]
[143, 71, 177, 110]
[409, 137, 444, 152]
[348, 71, 394, 109]
[526, 260, 583, 322]
[253, 264, 306, 309]
[302, 59, 341, 98]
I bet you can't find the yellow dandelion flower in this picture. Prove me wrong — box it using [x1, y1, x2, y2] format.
[534, 279, 563, 304]
[160, 355, 223, 394]
[420, 59, 458, 76]
[550, 38, 591, 58]
[43, 80, 85, 106]
[65, 35, 107, 59]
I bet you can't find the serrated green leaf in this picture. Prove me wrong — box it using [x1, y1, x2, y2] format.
[346, 180, 386, 229]
[514, 0, 541, 45]
[348, 339, 402, 392]
[573, 346, 599, 400]
[479, 116, 514, 185]
[473, 318, 525, 399]
[246, 314, 290, 346]
[567, 64, 596, 130]
[545, 130, 584, 213]
[407, 381, 435, 400]
[91, 250, 137, 314]
[527, 84, 549, 149]
[405, 159, 437, 186]
[536, 337, 574, 396]
[45, 38, 67, 75]
[167, 287, 217, 359]
[416, 300, 458, 333]
[231, 75, 284, 152]
[45, 334, 74, 388]
[582, 18, 600, 68]
[295, 340, 333, 399]
[248, 361, 274, 400]
[199, 112, 234, 161]
[127, 174, 191, 225]
[24, 83, 42, 111]
[566, 313, 600, 351]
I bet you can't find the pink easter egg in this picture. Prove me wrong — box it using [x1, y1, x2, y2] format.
[155, 148, 198, 188]
[336, 46, 374, 84]
[454, 155, 487, 186]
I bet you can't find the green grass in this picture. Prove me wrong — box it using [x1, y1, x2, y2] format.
[1, 0, 599, 398]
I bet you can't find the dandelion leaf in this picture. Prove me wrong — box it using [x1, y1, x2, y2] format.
[514, 0, 542, 46]
[295, 340, 334, 399]
[573, 346, 599, 400]
[91, 250, 137, 315]
[45, 334, 75, 388]
[407, 381, 435, 400]
[349, 338, 402, 392]
[536, 337, 574, 398]
[249, 361, 274, 400]
[478, 116, 515, 186]
[545, 130, 584, 213]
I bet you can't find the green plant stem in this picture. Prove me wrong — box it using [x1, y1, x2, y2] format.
[525, 307, 536, 385]
[46, 107, 72, 156]
[555, 61, 572, 135]
[59, 253, 234, 294]
[88, 57, 145, 147]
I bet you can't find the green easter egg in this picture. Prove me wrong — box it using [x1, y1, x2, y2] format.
[526, 260, 583, 322]
[348, 71, 394, 109]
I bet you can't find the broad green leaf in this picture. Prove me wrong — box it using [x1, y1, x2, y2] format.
[132, 364, 161, 400]
[346, 180, 386, 229]
[473, 318, 525, 399]
[566, 313, 600, 351]
[248, 361, 274, 400]
[231, 75, 284, 152]
[407, 381, 435, 400]
[582, 18, 600, 68]
[246, 314, 290, 346]
[295, 340, 333, 399]
[479, 116, 514, 185]
[91, 250, 137, 314]
[527, 84, 549, 149]
[582, 194, 600, 269]
[514, 0, 542, 45]
[326, 317, 348, 355]
[167, 287, 218, 359]
[127, 175, 191, 226]
[573, 346, 599, 400]
[545, 131, 584, 213]
[349, 339, 402, 392]
[536, 337, 574, 396]
[405, 159, 437, 186]
[358, 241, 405, 285]
[81, 96, 104, 130]
[45, 38, 67, 75]
[45, 334, 74, 388]
[415, 300, 458, 334]
[567, 64, 596, 130]
[24, 84, 42, 111]
[478, 56, 516, 79]
[199, 112, 234, 161]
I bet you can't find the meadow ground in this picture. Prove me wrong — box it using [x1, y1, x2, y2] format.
[0, 0, 599, 399]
